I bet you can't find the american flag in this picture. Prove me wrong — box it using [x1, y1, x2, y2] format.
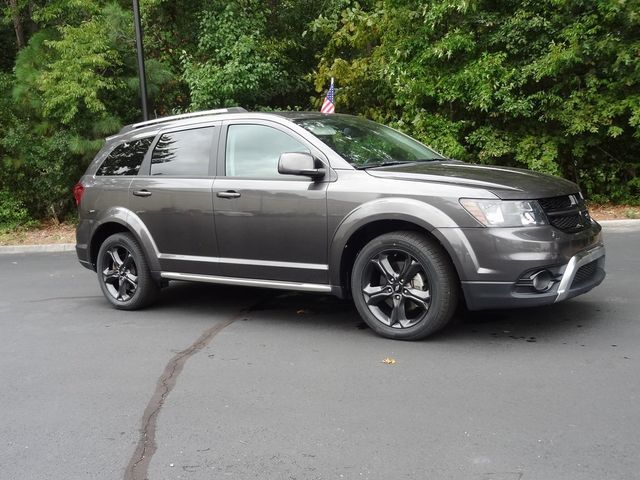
[320, 78, 335, 114]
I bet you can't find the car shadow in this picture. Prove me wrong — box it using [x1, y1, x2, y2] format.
[152, 282, 605, 343]
[443, 299, 604, 344]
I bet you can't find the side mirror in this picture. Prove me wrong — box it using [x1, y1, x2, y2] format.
[278, 152, 325, 179]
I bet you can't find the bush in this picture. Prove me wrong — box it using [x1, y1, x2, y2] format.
[0, 190, 31, 232]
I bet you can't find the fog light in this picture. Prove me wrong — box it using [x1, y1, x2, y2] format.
[531, 270, 554, 292]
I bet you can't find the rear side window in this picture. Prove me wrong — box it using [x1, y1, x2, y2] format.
[96, 137, 152, 176]
[150, 127, 215, 176]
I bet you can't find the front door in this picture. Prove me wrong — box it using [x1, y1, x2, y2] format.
[213, 121, 330, 284]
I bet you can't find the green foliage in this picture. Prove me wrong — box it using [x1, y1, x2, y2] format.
[311, 0, 640, 202]
[1, 0, 639, 229]
[182, 0, 323, 110]
[0, 189, 30, 231]
[1, 2, 173, 222]
[1, 68, 83, 219]
[37, 4, 124, 124]
[182, 1, 282, 108]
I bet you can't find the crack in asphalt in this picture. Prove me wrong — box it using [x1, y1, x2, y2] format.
[123, 306, 253, 480]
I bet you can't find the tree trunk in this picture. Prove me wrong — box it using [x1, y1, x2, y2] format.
[6, 0, 26, 49]
[267, 0, 278, 28]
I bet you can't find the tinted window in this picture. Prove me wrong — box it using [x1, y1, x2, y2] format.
[150, 127, 215, 176]
[226, 124, 309, 177]
[97, 137, 152, 176]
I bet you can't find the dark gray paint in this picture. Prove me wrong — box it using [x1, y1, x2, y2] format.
[212, 177, 329, 283]
[367, 161, 579, 199]
[129, 177, 217, 273]
[75, 111, 605, 310]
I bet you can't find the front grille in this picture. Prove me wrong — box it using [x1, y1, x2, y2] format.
[549, 214, 586, 232]
[572, 261, 598, 287]
[538, 194, 590, 233]
[538, 196, 572, 211]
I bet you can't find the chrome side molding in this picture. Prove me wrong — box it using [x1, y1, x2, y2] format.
[158, 253, 328, 271]
[160, 272, 332, 293]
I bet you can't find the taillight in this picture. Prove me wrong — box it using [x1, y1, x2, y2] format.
[72, 182, 85, 207]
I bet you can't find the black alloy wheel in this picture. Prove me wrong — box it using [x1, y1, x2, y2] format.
[361, 249, 431, 329]
[96, 232, 159, 309]
[351, 231, 458, 340]
[101, 244, 138, 302]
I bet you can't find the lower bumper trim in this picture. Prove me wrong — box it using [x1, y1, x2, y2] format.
[555, 244, 605, 302]
[462, 243, 606, 311]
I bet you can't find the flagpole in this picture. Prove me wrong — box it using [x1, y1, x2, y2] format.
[133, 0, 149, 121]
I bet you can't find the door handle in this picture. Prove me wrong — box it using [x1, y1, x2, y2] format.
[216, 191, 241, 199]
[132, 190, 152, 197]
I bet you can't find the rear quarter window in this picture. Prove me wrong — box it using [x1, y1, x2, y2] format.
[96, 137, 153, 176]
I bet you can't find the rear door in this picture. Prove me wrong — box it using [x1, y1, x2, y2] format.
[129, 123, 220, 275]
[212, 120, 330, 285]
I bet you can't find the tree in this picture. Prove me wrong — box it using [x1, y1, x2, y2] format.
[5, 0, 25, 49]
[1, 1, 173, 222]
[310, 0, 640, 202]
[182, 0, 324, 110]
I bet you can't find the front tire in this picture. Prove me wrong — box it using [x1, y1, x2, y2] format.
[351, 231, 458, 340]
[96, 232, 159, 310]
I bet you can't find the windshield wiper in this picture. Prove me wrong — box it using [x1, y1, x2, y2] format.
[355, 160, 417, 170]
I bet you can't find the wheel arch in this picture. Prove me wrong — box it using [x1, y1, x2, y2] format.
[89, 208, 161, 273]
[329, 198, 464, 298]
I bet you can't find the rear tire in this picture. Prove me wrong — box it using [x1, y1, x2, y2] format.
[351, 231, 458, 340]
[96, 232, 159, 310]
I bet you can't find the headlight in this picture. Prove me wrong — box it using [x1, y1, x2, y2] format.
[460, 199, 547, 227]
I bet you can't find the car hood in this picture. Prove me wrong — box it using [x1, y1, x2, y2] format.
[365, 161, 578, 199]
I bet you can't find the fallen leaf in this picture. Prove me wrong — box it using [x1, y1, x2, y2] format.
[382, 357, 396, 365]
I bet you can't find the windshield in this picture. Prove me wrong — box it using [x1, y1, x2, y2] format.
[294, 115, 444, 167]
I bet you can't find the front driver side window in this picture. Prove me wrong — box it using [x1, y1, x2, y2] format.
[226, 124, 309, 177]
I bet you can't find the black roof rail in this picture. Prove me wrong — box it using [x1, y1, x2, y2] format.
[117, 107, 248, 135]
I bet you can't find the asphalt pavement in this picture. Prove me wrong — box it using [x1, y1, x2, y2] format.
[1, 223, 638, 480]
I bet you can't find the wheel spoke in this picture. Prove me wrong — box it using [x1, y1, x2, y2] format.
[362, 283, 392, 305]
[404, 287, 430, 309]
[121, 252, 134, 270]
[103, 268, 119, 283]
[108, 248, 124, 268]
[124, 273, 138, 289]
[389, 295, 407, 327]
[400, 259, 422, 284]
[371, 253, 397, 280]
[117, 278, 128, 300]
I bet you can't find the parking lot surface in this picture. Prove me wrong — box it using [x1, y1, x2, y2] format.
[1, 223, 638, 480]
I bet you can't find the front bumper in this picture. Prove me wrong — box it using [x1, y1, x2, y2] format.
[435, 221, 606, 311]
[460, 244, 605, 310]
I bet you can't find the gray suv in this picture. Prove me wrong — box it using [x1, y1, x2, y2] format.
[74, 108, 605, 340]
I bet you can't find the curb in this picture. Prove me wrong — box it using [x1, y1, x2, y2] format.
[0, 219, 638, 255]
[598, 219, 640, 227]
[0, 243, 75, 255]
